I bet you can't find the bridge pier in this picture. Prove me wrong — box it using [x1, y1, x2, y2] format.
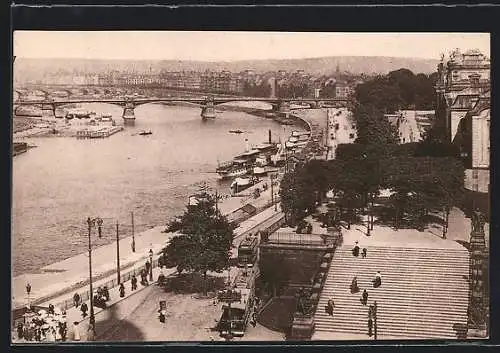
[201, 98, 216, 119]
[41, 102, 56, 120]
[278, 101, 291, 118]
[122, 101, 136, 125]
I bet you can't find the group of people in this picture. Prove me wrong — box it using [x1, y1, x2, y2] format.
[351, 241, 382, 337]
[325, 240, 383, 335]
[15, 305, 68, 342]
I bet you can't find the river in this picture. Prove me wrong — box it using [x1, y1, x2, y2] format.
[12, 103, 302, 277]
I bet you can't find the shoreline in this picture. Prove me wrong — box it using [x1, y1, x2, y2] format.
[12, 106, 326, 309]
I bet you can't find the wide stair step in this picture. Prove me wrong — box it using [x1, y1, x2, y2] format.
[313, 245, 469, 340]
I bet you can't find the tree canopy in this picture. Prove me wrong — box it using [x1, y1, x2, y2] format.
[162, 193, 236, 294]
[355, 69, 437, 113]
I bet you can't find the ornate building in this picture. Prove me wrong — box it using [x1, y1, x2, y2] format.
[435, 49, 490, 194]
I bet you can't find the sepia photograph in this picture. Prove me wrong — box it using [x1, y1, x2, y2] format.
[11, 31, 490, 343]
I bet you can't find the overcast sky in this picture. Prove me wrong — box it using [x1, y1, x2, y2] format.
[14, 31, 490, 61]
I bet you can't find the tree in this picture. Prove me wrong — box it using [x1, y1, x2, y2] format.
[351, 104, 399, 147]
[279, 167, 317, 227]
[382, 156, 465, 231]
[162, 193, 236, 295]
[354, 69, 437, 113]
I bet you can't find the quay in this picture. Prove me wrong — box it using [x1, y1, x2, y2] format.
[11, 168, 287, 312]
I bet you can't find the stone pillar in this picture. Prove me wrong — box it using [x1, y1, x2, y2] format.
[278, 101, 291, 118]
[41, 103, 56, 120]
[468, 218, 488, 337]
[122, 101, 136, 125]
[201, 98, 216, 119]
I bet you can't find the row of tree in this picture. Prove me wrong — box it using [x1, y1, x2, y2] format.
[280, 77, 464, 233]
[280, 143, 464, 233]
[355, 69, 438, 113]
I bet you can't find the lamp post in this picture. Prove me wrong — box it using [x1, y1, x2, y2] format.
[149, 248, 154, 282]
[86, 216, 102, 334]
[131, 211, 136, 253]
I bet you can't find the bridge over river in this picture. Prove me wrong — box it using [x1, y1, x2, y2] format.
[13, 95, 350, 123]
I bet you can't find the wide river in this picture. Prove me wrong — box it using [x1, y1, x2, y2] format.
[12, 103, 303, 277]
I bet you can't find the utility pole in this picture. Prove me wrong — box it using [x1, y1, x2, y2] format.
[86, 217, 96, 334]
[131, 211, 135, 253]
[116, 221, 121, 285]
[270, 175, 274, 206]
[215, 189, 218, 212]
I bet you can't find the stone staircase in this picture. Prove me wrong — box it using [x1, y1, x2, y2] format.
[313, 246, 469, 340]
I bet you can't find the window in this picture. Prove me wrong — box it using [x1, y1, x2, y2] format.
[349, 133, 355, 139]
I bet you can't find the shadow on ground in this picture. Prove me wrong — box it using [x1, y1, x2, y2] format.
[455, 240, 470, 251]
[452, 323, 468, 339]
[257, 296, 295, 334]
[163, 272, 226, 295]
[95, 300, 145, 342]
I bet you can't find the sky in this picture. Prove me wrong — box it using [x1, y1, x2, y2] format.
[13, 31, 490, 61]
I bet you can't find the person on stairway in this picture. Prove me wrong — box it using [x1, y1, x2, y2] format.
[362, 248, 367, 258]
[350, 277, 359, 293]
[325, 299, 335, 316]
[360, 289, 369, 305]
[372, 271, 382, 288]
[352, 241, 360, 257]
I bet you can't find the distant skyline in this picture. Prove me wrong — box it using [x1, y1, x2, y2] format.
[14, 32, 490, 62]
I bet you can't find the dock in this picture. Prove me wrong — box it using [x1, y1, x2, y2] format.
[76, 125, 124, 139]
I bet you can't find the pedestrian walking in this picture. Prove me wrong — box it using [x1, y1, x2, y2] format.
[73, 292, 81, 308]
[17, 322, 24, 340]
[87, 324, 95, 341]
[360, 289, 369, 305]
[362, 248, 367, 258]
[145, 260, 151, 273]
[373, 271, 382, 288]
[48, 304, 55, 315]
[119, 283, 125, 298]
[103, 286, 110, 301]
[26, 283, 31, 296]
[352, 241, 360, 257]
[80, 302, 88, 318]
[131, 274, 138, 291]
[325, 299, 335, 316]
[350, 277, 360, 293]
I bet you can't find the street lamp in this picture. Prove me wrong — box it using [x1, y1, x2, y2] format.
[86, 216, 102, 334]
[149, 248, 154, 282]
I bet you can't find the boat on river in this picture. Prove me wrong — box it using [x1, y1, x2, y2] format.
[229, 129, 244, 134]
[139, 130, 153, 136]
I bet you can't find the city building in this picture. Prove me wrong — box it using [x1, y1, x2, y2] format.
[435, 48, 490, 194]
[334, 81, 352, 99]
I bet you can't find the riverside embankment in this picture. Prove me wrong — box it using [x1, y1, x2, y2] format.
[12, 169, 281, 312]
[12, 106, 328, 320]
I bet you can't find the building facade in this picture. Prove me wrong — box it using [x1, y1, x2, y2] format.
[435, 49, 490, 194]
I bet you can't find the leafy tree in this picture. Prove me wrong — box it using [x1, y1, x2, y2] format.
[162, 193, 236, 295]
[279, 167, 317, 227]
[351, 104, 399, 147]
[355, 69, 437, 113]
[383, 156, 465, 231]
